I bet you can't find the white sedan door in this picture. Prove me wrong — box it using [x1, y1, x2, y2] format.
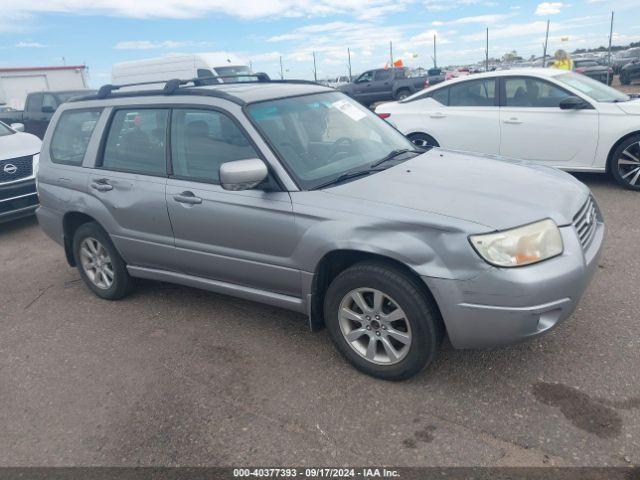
[499, 76, 599, 167]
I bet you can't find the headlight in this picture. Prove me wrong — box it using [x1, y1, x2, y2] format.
[469, 219, 563, 267]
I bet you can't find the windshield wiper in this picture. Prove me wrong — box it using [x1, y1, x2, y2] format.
[313, 169, 379, 190]
[370, 148, 421, 168]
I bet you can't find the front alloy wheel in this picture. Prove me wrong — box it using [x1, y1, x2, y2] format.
[338, 288, 411, 365]
[612, 136, 640, 190]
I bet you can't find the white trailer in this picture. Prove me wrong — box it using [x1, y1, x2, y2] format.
[0, 65, 88, 110]
[111, 53, 252, 87]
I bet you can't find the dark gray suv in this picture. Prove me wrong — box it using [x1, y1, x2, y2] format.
[36, 78, 604, 380]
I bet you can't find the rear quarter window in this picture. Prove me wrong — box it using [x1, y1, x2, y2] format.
[50, 109, 102, 166]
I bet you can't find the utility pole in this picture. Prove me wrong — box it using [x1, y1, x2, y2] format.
[279, 56, 284, 80]
[542, 19, 550, 67]
[607, 11, 614, 85]
[433, 34, 437, 68]
[389, 41, 393, 68]
[347, 48, 352, 81]
[485, 28, 489, 72]
[312, 51, 317, 82]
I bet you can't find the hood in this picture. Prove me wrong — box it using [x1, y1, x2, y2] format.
[324, 149, 589, 231]
[0, 131, 41, 161]
[616, 98, 640, 115]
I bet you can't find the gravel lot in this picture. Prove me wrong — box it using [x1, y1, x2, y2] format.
[0, 172, 639, 467]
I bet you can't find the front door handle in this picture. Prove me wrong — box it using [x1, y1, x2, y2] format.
[503, 117, 523, 124]
[90, 179, 113, 192]
[430, 112, 447, 119]
[173, 191, 202, 205]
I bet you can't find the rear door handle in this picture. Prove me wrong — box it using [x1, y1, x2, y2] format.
[430, 112, 447, 119]
[90, 179, 113, 192]
[503, 118, 523, 124]
[173, 191, 202, 205]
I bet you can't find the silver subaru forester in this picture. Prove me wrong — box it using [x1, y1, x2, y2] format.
[36, 78, 604, 380]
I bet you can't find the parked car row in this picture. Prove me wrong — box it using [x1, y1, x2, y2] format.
[375, 68, 640, 190]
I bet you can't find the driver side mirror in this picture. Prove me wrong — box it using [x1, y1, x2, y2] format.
[559, 96, 591, 110]
[220, 158, 268, 191]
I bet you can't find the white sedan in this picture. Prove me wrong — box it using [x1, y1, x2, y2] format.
[375, 68, 640, 190]
[0, 121, 41, 223]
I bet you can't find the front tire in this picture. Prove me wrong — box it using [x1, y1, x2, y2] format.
[324, 261, 443, 380]
[395, 89, 411, 101]
[610, 135, 640, 191]
[73, 222, 135, 300]
[408, 132, 439, 148]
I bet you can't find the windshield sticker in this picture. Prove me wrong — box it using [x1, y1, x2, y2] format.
[332, 99, 368, 121]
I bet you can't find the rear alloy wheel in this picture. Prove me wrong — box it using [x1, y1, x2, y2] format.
[73, 222, 135, 300]
[611, 135, 640, 191]
[395, 90, 411, 101]
[408, 132, 439, 149]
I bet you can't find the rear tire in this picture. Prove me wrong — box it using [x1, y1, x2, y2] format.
[323, 261, 443, 380]
[395, 89, 411, 101]
[72, 222, 135, 300]
[610, 134, 640, 191]
[408, 132, 439, 148]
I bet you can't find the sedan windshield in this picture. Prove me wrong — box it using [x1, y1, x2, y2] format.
[247, 92, 416, 189]
[0, 121, 13, 137]
[555, 72, 629, 102]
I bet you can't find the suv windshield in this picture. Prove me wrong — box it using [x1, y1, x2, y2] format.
[0, 121, 13, 137]
[247, 92, 416, 190]
[555, 72, 629, 102]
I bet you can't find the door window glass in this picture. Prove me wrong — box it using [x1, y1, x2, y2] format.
[504, 77, 570, 107]
[102, 109, 168, 175]
[42, 94, 57, 111]
[25, 93, 42, 112]
[356, 71, 374, 83]
[50, 109, 102, 165]
[170, 109, 259, 184]
[430, 87, 449, 105]
[449, 79, 495, 106]
[374, 70, 393, 81]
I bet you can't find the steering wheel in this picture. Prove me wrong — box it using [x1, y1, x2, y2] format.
[329, 137, 354, 161]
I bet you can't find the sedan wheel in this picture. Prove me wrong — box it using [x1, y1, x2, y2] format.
[612, 137, 640, 190]
[338, 288, 411, 365]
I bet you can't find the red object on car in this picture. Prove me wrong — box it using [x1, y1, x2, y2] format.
[377, 113, 391, 119]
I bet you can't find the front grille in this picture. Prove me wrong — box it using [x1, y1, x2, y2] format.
[573, 196, 598, 250]
[0, 156, 33, 183]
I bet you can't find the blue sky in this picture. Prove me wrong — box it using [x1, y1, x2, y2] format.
[1, 0, 638, 86]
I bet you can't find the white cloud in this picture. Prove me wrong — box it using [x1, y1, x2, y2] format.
[535, 2, 566, 16]
[114, 40, 215, 49]
[433, 14, 513, 26]
[15, 41, 47, 48]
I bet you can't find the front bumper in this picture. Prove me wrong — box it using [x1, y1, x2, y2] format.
[423, 221, 604, 349]
[0, 178, 38, 224]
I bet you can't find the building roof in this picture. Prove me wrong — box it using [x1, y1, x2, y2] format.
[0, 65, 86, 73]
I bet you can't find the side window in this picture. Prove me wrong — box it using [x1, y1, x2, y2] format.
[374, 70, 393, 81]
[50, 109, 102, 165]
[42, 94, 58, 112]
[504, 77, 570, 108]
[171, 109, 259, 184]
[102, 109, 169, 175]
[449, 79, 495, 107]
[430, 87, 449, 105]
[26, 93, 43, 112]
[357, 71, 374, 83]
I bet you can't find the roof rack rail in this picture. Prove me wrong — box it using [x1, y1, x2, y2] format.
[70, 74, 325, 104]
